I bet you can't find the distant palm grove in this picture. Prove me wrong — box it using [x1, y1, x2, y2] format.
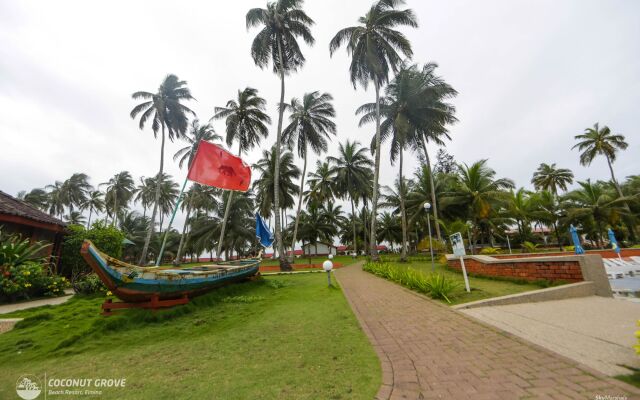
[17, 0, 639, 268]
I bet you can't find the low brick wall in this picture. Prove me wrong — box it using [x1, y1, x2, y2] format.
[491, 248, 640, 259]
[447, 257, 583, 282]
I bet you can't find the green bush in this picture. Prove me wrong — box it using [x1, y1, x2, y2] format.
[0, 228, 50, 267]
[71, 273, 107, 295]
[363, 261, 459, 303]
[563, 245, 575, 252]
[59, 222, 125, 277]
[479, 247, 502, 255]
[521, 241, 539, 253]
[0, 262, 67, 302]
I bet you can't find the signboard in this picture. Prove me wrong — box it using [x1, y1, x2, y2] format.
[450, 232, 466, 257]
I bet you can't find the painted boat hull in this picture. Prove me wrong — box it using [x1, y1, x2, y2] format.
[80, 240, 260, 303]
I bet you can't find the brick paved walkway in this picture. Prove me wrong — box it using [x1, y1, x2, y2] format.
[335, 263, 639, 399]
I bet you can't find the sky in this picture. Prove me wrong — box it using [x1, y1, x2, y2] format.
[1, 0, 639, 234]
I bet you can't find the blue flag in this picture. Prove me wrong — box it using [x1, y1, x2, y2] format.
[255, 213, 274, 248]
[608, 228, 621, 254]
[569, 225, 585, 254]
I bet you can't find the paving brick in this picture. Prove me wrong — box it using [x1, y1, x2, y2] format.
[335, 263, 639, 400]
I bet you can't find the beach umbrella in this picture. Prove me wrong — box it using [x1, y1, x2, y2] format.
[569, 225, 585, 254]
[607, 228, 622, 260]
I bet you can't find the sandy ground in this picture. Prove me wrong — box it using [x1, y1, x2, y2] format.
[462, 296, 640, 376]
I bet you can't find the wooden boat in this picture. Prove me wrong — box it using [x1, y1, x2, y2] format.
[80, 240, 260, 314]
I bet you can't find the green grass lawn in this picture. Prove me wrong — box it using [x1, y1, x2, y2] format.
[0, 274, 380, 399]
[380, 255, 544, 305]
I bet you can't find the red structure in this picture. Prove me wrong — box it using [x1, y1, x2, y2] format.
[0, 191, 66, 270]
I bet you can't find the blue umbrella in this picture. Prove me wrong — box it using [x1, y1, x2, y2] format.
[569, 225, 585, 254]
[607, 228, 622, 259]
[255, 213, 274, 248]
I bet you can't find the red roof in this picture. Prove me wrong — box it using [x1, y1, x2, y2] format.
[0, 191, 66, 231]
[337, 245, 349, 251]
[376, 245, 388, 251]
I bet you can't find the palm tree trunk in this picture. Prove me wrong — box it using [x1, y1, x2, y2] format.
[139, 124, 165, 265]
[350, 196, 358, 257]
[362, 204, 367, 256]
[290, 154, 307, 262]
[112, 195, 118, 227]
[216, 191, 234, 260]
[553, 220, 563, 251]
[606, 154, 636, 241]
[86, 208, 93, 229]
[274, 39, 290, 271]
[369, 81, 382, 261]
[175, 204, 191, 263]
[399, 148, 408, 262]
[420, 137, 442, 241]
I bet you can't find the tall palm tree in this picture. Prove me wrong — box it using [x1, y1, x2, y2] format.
[246, 0, 315, 270]
[330, 0, 417, 260]
[282, 91, 336, 260]
[572, 123, 634, 240]
[101, 171, 135, 227]
[173, 119, 222, 169]
[531, 163, 574, 195]
[81, 190, 105, 228]
[212, 87, 271, 259]
[305, 161, 338, 207]
[45, 182, 66, 218]
[530, 190, 566, 251]
[62, 173, 92, 213]
[328, 140, 374, 256]
[358, 64, 457, 258]
[130, 74, 195, 264]
[377, 211, 401, 251]
[64, 211, 86, 226]
[135, 177, 155, 217]
[297, 203, 338, 256]
[175, 184, 219, 263]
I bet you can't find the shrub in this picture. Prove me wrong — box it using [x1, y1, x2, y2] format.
[563, 245, 575, 252]
[521, 241, 539, 253]
[0, 262, 67, 302]
[71, 273, 107, 295]
[363, 261, 459, 303]
[479, 247, 502, 255]
[0, 228, 50, 267]
[60, 222, 125, 277]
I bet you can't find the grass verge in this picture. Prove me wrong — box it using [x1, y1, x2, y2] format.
[0, 274, 379, 399]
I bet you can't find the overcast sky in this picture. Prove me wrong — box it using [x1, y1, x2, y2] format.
[1, 0, 639, 232]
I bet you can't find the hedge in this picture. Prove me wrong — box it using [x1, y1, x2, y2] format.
[59, 222, 125, 277]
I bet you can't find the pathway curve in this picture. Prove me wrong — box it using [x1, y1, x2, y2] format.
[335, 263, 639, 399]
[0, 290, 74, 315]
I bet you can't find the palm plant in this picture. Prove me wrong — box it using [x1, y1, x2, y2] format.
[444, 160, 515, 248]
[297, 203, 338, 256]
[64, 211, 86, 226]
[380, 177, 412, 260]
[212, 87, 271, 259]
[572, 123, 635, 241]
[328, 140, 374, 256]
[358, 63, 457, 258]
[134, 177, 155, 217]
[173, 119, 222, 169]
[252, 147, 301, 248]
[282, 91, 336, 260]
[17, 189, 49, 212]
[377, 211, 402, 251]
[531, 163, 573, 196]
[45, 182, 65, 218]
[305, 161, 338, 207]
[505, 188, 534, 243]
[175, 184, 219, 263]
[101, 171, 135, 226]
[329, 0, 417, 260]
[145, 173, 179, 233]
[529, 190, 566, 251]
[564, 180, 631, 247]
[118, 211, 150, 261]
[130, 74, 195, 264]
[81, 190, 105, 228]
[246, 0, 315, 270]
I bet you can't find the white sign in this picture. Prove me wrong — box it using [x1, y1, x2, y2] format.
[450, 232, 466, 257]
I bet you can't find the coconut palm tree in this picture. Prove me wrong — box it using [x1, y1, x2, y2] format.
[328, 140, 374, 257]
[329, 0, 417, 260]
[17, 188, 49, 212]
[281, 91, 336, 260]
[130, 74, 195, 265]
[246, 0, 315, 270]
[531, 163, 574, 196]
[379, 177, 412, 260]
[572, 123, 635, 240]
[173, 119, 222, 169]
[64, 211, 86, 226]
[45, 182, 66, 218]
[529, 190, 566, 251]
[253, 147, 300, 228]
[505, 188, 534, 243]
[377, 211, 401, 251]
[212, 87, 271, 259]
[174, 184, 219, 263]
[62, 173, 92, 213]
[81, 190, 105, 228]
[305, 161, 338, 207]
[297, 203, 338, 256]
[134, 177, 155, 218]
[444, 160, 515, 248]
[101, 171, 135, 227]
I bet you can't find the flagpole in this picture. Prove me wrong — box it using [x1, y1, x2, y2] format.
[156, 176, 189, 266]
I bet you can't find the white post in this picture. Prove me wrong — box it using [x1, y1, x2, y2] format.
[459, 256, 471, 293]
[506, 235, 512, 254]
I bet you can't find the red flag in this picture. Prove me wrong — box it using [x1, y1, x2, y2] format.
[187, 140, 251, 191]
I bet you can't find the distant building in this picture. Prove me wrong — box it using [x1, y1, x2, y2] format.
[301, 242, 337, 256]
[0, 191, 66, 270]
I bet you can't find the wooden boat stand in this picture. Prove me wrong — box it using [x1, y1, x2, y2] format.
[101, 294, 189, 316]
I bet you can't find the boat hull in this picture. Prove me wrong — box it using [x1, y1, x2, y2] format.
[80, 240, 260, 303]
